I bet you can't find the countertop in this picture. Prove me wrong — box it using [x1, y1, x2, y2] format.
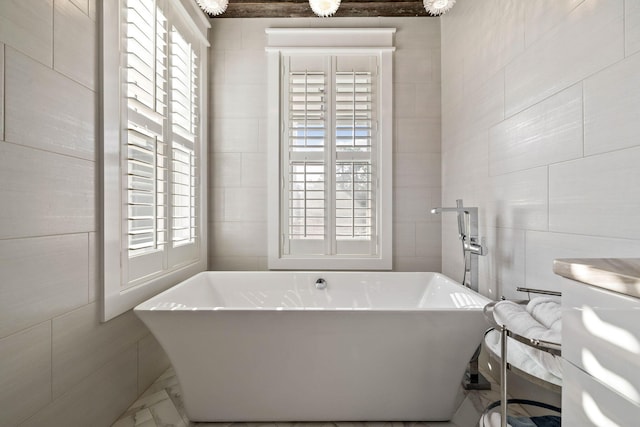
[553, 258, 640, 299]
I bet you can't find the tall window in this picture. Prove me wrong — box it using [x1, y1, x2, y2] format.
[102, 0, 210, 321]
[266, 29, 394, 270]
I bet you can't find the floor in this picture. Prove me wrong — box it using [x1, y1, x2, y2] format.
[112, 367, 526, 427]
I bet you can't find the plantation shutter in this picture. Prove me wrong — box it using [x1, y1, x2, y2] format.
[282, 54, 378, 257]
[124, 0, 168, 282]
[169, 25, 199, 265]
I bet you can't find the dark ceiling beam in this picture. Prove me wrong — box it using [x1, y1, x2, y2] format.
[211, 1, 434, 18]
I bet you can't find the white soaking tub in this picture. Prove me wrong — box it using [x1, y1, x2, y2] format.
[134, 271, 491, 422]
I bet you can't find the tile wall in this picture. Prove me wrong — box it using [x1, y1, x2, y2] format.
[208, 17, 443, 271]
[0, 1, 169, 426]
[441, 0, 640, 300]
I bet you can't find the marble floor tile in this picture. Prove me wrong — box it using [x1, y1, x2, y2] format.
[112, 368, 520, 427]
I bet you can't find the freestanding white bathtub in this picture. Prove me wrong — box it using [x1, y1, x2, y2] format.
[134, 271, 491, 422]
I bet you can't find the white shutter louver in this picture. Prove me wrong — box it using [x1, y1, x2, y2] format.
[124, 0, 167, 257]
[170, 27, 198, 248]
[287, 70, 327, 244]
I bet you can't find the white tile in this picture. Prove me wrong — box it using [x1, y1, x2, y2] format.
[0, 143, 94, 239]
[477, 227, 526, 300]
[394, 48, 432, 84]
[489, 83, 583, 176]
[88, 232, 97, 303]
[380, 17, 440, 50]
[627, 0, 640, 56]
[524, 0, 586, 47]
[5, 47, 95, 160]
[393, 83, 417, 118]
[0, 322, 51, 427]
[211, 152, 241, 187]
[210, 49, 225, 84]
[442, 131, 489, 190]
[0, 43, 4, 141]
[484, 166, 548, 231]
[415, 82, 442, 119]
[549, 146, 640, 239]
[415, 222, 441, 258]
[525, 230, 640, 294]
[393, 222, 416, 257]
[0, 234, 88, 338]
[394, 152, 441, 188]
[224, 49, 267, 85]
[0, 0, 53, 66]
[584, 52, 640, 156]
[393, 256, 441, 272]
[394, 186, 437, 223]
[505, 0, 624, 116]
[211, 83, 266, 118]
[208, 256, 261, 271]
[137, 334, 170, 396]
[209, 19, 242, 51]
[241, 18, 269, 49]
[396, 118, 441, 153]
[69, 0, 89, 15]
[241, 152, 267, 187]
[212, 118, 259, 153]
[460, 69, 504, 138]
[21, 344, 138, 427]
[224, 187, 267, 222]
[209, 187, 225, 221]
[210, 222, 267, 257]
[54, 0, 96, 89]
[52, 303, 147, 398]
[88, 0, 96, 20]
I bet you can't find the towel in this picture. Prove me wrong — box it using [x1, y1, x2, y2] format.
[526, 297, 561, 332]
[491, 299, 562, 379]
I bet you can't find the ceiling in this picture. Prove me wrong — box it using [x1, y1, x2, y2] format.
[211, 0, 438, 18]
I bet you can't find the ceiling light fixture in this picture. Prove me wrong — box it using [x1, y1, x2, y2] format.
[309, 0, 341, 17]
[423, 0, 456, 16]
[196, 0, 228, 16]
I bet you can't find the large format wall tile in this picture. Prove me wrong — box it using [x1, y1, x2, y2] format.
[525, 231, 640, 292]
[584, 52, 640, 156]
[0, 143, 94, 239]
[211, 221, 267, 257]
[0, 43, 4, 141]
[52, 303, 147, 398]
[5, 47, 95, 160]
[0, 0, 53, 66]
[627, 0, 640, 57]
[394, 152, 441, 188]
[549, 146, 640, 239]
[224, 187, 267, 222]
[489, 83, 583, 176]
[21, 345, 138, 427]
[477, 227, 526, 300]
[523, 0, 585, 47]
[212, 118, 259, 153]
[484, 166, 548, 231]
[137, 334, 170, 396]
[54, 0, 96, 89]
[0, 234, 88, 338]
[0, 322, 51, 427]
[505, 0, 624, 116]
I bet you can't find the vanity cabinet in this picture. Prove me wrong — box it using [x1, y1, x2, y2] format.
[555, 259, 640, 426]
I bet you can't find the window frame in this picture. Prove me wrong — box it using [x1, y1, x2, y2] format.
[266, 28, 395, 270]
[101, 0, 210, 321]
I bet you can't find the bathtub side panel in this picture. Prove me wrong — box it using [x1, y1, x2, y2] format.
[136, 308, 487, 422]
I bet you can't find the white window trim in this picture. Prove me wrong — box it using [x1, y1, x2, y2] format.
[266, 28, 395, 270]
[101, 0, 210, 321]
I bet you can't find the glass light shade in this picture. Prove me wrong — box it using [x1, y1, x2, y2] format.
[423, 0, 456, 15]
[309, 0, 341, 17]
[196, 0, 228, 16]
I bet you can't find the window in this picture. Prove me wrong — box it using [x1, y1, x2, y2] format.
[266, 29, 395, 270]
[102, 0, 210, 321]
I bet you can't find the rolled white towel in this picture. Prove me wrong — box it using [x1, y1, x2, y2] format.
[526, 297, 561, 332]
[492, 300, 563, 380]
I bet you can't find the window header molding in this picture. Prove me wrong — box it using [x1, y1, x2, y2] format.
[265, 27, 396, 50]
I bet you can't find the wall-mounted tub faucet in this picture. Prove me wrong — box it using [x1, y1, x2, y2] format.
[431, 199, 487, 293]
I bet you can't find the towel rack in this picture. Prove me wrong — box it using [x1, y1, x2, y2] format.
[481, 287, 562, 427]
